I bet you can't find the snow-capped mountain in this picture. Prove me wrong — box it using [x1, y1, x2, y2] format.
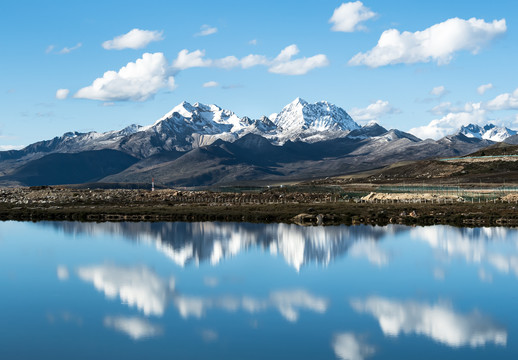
[2, 98, 361, 160]
[0, 98, 501, 187]
[271, 98, 360, 143]
[458, 124, 517, 142]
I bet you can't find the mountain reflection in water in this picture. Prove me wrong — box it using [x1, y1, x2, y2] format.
[1, 222, 514, 359]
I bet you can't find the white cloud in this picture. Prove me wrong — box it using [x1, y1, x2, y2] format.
[411, 87, 518, 139]
[478, 83, 493, 95]
[102, 29, 163, 50]
[172, 45, 328, 75]
[329, 1, 376, 32]
[429, 102, 458, 116]
[202, 81, 219, 88]
[55, 89, 69, 100]
[45, 45, 55, 54]
[486, 88, 518, 110]
[195, 24, 218, 37]
[75, 52, 175, 102]
[57, 265, 69, 280]
[349, 100, 399, 124]
[59, 43, 82, 54]
[268, 45, 329, 75]
[430, 85, 446, 96]
[350, 17, 506, 67]
[172, 49, 212, 70]
[213, 55, 241, 69]
[332, 333, 375, 360]
[0, 145, 24, 151]
[77, 264, 174, 316]
[104, 316, 162, 340]
[409, 102, 487, 139]
[249, 39, 257, 45]
[241, 54, 269, 68]
[268, 53, 329, 75]
[351, 297, 507, 347]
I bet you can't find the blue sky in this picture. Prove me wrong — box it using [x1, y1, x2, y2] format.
[1, 0, 517, 148]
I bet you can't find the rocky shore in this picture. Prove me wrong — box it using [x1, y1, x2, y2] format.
[1, 186, 518, 226]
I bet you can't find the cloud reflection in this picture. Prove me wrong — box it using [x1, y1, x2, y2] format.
[411, 227, 518, 280]
[77, 264, 327, 321]
[104, 316, 162, 340]
[77, 264, 174, 316]
[351, 296, 506, 347]
[332, 333, 375, 360]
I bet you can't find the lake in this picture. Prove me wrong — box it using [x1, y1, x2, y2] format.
[0, 221, 517, 359]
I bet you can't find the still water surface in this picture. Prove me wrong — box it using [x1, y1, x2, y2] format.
[1, 221, 517, 359]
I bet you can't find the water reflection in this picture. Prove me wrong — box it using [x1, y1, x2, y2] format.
[77, 263, 328, 322]
[410, 227, 518, 280]
[351, 297, 507, 348]
[104, 316, 162, 340]
[332, 333, 375, 360]
[5, 222, 517, 359]
[46, 222, 398, 270]
[77, 264, 174, 316]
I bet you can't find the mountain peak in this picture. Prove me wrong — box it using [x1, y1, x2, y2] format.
[458, 123, 516, 142]
[273, 98, 360, 143]
[290, 97, 308, 106]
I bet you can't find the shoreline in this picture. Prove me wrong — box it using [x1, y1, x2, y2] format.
[1, 187, 518, 226]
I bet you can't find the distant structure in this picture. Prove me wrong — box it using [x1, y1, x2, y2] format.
[151, 178, 155, 192]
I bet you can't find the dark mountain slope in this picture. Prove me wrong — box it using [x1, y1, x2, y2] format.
[4, 149, 139, 186]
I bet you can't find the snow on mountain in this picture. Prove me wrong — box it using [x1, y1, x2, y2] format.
[272, 98, 360, 143]
[458, 124, 516, 142]
[2, 98, 375, 160]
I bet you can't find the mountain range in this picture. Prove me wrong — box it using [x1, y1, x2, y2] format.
[0, 98, 512, 187]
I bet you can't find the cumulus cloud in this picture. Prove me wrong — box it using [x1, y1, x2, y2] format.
[349, 17, 506, 67]
[478, 83, 493, 95]
[104, 316, 162, 340]
[486, 88, 518, 110]
[411, 87, 518, 139]
[349, 100, 400, 124]
[351, 297, 507, 347]
[329, 1, 376, 32]
[59, 43, 82, 54]
[195, 25, 218, 37]
[409, 102, 488, 139]
[172, 45, 328, 75]
[268, 53, 329, 75]
[430, 86, 447, 96]
[74, 52, 175, 102]
[102, 29, 164, 50]
[77, 264, 174, 316]
[202, 81, 219, 88]
[172, 49, 212, 70]
[55, 89, 69, 100]
[332, 333, 375, 360]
